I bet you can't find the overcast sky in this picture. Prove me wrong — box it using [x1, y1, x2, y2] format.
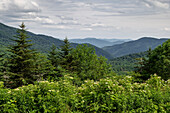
[0, 0, 170, 39]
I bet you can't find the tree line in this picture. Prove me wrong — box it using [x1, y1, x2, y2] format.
[0, 23, 112, 88]
[0, 23, 169, 88]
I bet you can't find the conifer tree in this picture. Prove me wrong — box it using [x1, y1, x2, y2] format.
[7, 23, 37, 88]
[48, 44, 58, 67]
[58, 37, 73, 69]
[34, 53, 57, 81]
[60, 37, 72, 58]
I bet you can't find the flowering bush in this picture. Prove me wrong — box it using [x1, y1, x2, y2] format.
[0, 75, 77, 112]
[75, 75, 169, 112]
[0, 74, 169, 112]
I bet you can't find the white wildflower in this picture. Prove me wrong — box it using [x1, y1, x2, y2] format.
[14, 88, 19, 90]
[48, 90, 55, 92]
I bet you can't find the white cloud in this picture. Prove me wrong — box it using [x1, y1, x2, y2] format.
[0, 0, 40, 12]
[0, 0, 10, 11]
[56, 25, 71, 29]
[73, 2, 92, 8]
[164, 27, 170, 31]
[81, 28, 93, 31]
[34, 17, 54, 24]
[144, 0, 169, 9]
[91, 23, 105, 27]
[59, 20, 79, 25]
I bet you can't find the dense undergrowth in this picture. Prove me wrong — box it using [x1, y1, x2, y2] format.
[0, 74, 169, 112]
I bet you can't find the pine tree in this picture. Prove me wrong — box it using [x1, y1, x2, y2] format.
[48, 44, 58, 67]
[60, 37, 72, 57]
[7, 23, 37, 88]
[34, 53, 57, 81]
[58, 37, 73, 69]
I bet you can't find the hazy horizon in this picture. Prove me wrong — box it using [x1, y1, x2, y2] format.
[1, 21, 170, 40]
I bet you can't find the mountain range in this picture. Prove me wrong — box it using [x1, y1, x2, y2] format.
[69, 38, 131, 48]
[0, 23, 112, 59]
[103, 37, 169, 58]
[0, 22, 169, 59]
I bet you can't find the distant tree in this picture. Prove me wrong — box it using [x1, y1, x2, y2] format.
[136, 40, 170, 80]
[7, 23, 38, 88]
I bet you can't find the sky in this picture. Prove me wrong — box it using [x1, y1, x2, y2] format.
[0, 0, 170, 39]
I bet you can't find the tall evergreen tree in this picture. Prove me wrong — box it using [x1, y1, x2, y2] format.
[60, 37, 72, 57]
[34, 53, 57, 81]
[48, 44, 58, 67]
[7, 23, 37, 88]
[58, 37, 73, 69]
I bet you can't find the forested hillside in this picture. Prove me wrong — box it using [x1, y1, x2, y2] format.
[109, 52, 147, 75]
[0, 23, 64, 53]
[103, 37, 169, 57]
[0, 23, 112, 59]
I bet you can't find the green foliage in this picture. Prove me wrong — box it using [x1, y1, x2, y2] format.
[136, 40, 170, 80]
[109, 52, 147, 75]
[0, 75, 169, 112]
[68, 44, 113, 81]
[0, 22, 169, 112]
[60, 37, 72, 57]
[57, 37, 73, 69]
[88, 43, 113, 59]
[6, 23, 38, 88]
[0, 76, 77, 112]
[33, 53, 57, 79]
[0, 50, 10, 82]
[0, 52, 5, 80]
[47, 44, 59, 67]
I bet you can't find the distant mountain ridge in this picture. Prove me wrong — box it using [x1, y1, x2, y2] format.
[69, 38, 131, 48]
[100, 38, 131, 42]
[0, 23, 113, 59]
[103, 37, 169, 58]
